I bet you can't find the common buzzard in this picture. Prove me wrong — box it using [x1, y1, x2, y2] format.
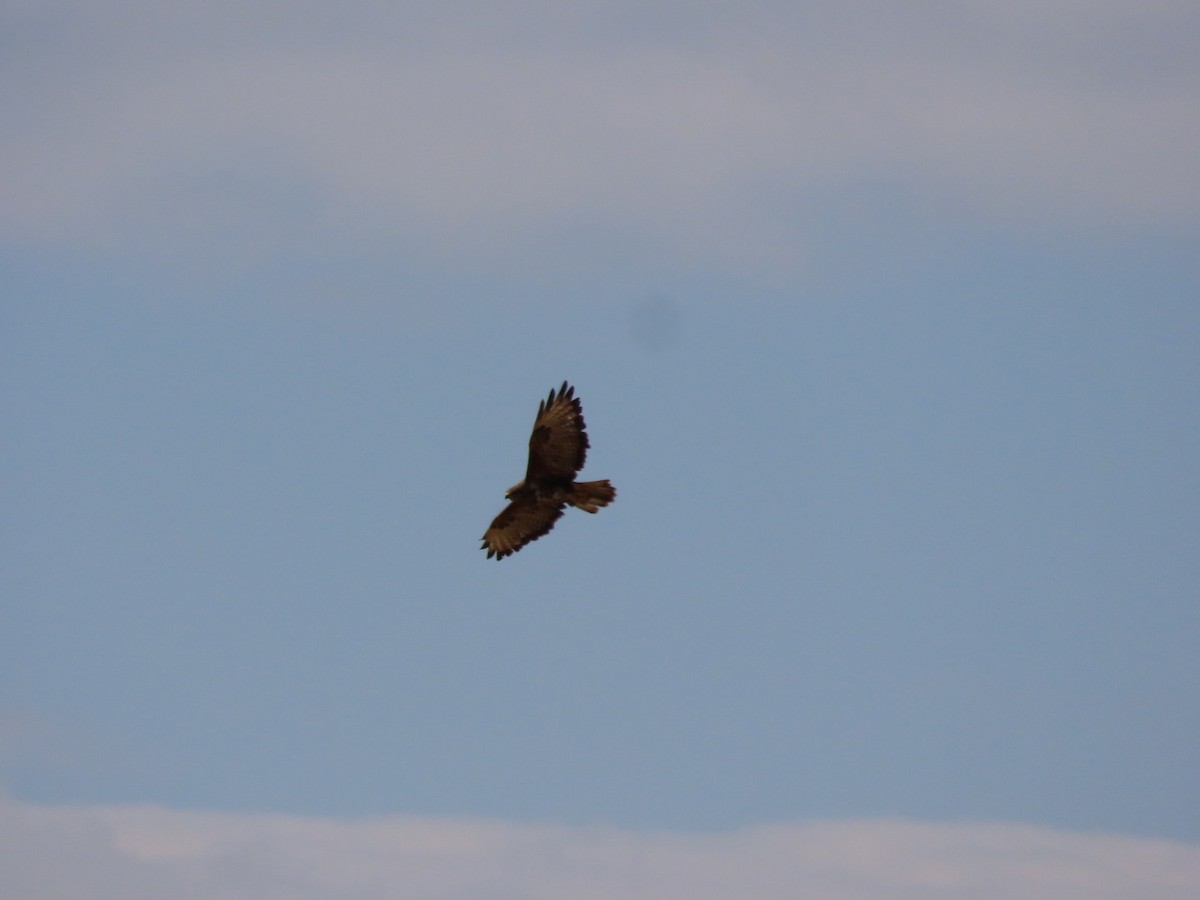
[481, 381, 616, 560]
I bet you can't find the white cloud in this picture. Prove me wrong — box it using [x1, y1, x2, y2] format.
[1, 2, 1197, 274]
[1, 797, 1198, 900]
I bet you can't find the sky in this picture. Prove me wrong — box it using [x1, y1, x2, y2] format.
[2, 1, 1199, 896]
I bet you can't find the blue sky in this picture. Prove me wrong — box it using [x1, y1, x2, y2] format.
[3, 1, 1199, 896]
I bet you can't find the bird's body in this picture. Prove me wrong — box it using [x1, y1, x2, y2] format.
[481, 382, 615, 559]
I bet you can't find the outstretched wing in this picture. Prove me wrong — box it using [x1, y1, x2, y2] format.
[481, 496, 565, 560]
[526, 381, 589, 482]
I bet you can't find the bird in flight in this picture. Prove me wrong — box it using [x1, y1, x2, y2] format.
[481, 381, 616, 560]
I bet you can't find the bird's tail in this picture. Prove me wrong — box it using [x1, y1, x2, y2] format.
[568, 480, 616, 513]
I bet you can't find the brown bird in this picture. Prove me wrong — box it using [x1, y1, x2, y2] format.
[481, 381, 616, 560]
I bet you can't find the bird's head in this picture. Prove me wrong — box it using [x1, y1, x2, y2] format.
[505, 481, 526, 499]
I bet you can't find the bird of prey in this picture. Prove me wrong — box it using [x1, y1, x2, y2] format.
[481, 381, 616, 560]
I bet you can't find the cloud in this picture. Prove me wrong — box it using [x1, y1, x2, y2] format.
[1, 797, 1198, 900]
[2, 2, 1197, 280]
